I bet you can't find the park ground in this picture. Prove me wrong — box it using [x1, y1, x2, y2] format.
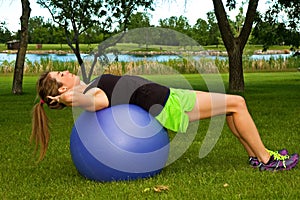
[0, 72, 299, 199]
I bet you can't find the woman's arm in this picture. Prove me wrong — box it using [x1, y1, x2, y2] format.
[50, 88, 109, 111]
[80, 88, 109, 111]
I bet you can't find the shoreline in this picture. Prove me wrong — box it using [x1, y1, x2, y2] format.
[0, 49, 292, 56]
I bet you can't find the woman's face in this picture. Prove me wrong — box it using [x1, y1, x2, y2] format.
[49, 71, 81, 93]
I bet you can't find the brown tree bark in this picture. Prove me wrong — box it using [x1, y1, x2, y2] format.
[212, 0, 259, 92]
[12, 0, 31, 94]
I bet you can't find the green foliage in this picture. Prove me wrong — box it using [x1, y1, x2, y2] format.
[0, 72, 300, 199]
[36, 0, 154, 41]
[257, 0, 300, 49]
[191, 18, 209, 46]
[0, 22, 12, 43]
[266, 0, 300, 30]
[127, 12, 151, 30]
[159, 16, 191, 35]
[206, 11, 221, 46]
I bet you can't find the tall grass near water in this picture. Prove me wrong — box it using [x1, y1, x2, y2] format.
[242, 56, 300, 72]
[0, 55, 299, 75]
[0, 58, 80, 74]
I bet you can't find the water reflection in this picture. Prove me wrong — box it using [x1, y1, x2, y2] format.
[0, 52, 293, 65]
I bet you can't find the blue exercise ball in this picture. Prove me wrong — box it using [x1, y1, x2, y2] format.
[70, 104, 170, 182]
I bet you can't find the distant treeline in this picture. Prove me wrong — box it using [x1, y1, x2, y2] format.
[1, 12, 299, 49]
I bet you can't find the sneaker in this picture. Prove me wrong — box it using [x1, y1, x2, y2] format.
[259, 153, 299, 171]
[249, 149, 288, 168]
[249, 157, 260, 167]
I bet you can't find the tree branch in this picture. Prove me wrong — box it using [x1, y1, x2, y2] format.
[212, 0, 234, 51]
[239, 0, 259, 49]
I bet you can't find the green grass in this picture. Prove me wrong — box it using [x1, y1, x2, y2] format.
[0, 43, 99, 53]
[0, 72, 300, 199]
[0, 43, 295, 54]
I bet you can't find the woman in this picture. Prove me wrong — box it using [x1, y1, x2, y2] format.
[32, 70, 299, 171]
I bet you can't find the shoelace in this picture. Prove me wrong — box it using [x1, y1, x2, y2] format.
[267, 149, 289, 168]
[249, 150, 289, 162]
[267, 149, 289, 160]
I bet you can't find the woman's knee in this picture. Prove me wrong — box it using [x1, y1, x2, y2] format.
[228, 95, 247, 111]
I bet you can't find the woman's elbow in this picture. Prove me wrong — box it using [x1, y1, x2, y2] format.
[85, 104, 107, 112]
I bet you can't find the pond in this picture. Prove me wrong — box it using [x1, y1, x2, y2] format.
[0, 52, 294, 65]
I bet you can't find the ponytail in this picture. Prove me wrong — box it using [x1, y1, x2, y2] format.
[31, 101, 50, 161]
[31, 71, 65, 161]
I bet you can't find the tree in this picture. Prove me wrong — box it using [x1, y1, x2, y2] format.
[159, 15, 191, 34]
[206, 11, 221, 47]
[38, 0, 154, 83]
[266, 0, 300, 31]
[233, 6, 246, 37]
[261, 0, 300, 49]
[127, 12, 151, 29]
[119, 13, 152, 49]
[115, 12, 152, 49]
[210, 0, 299, 92]
[251, 20, 288, 50]
[192, 18, 209, 46]
[79, 26, 105, 45]
[12, 0, 31, 95]
[158, 15, 193, 48]
[0, 22, 12, 43]
[212, 0, 259, 92]
[251, 19, 300, 50]
[52, 26, 66, 46]
[28, 16, 49, 44]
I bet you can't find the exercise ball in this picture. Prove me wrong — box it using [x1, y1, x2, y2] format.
[70, 104, 170, 182]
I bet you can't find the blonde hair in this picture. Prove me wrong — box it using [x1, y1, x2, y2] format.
[31, 72, 66, 161]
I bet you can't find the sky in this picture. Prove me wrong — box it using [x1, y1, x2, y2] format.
[0, 0, 269, 32]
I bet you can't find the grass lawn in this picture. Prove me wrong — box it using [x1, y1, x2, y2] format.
[0, 72, 299, 199]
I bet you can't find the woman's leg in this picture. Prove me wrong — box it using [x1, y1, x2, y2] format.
[187, 91, 270, 164]
[226, 115, 256, 157]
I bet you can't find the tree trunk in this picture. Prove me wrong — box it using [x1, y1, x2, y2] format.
[212, 0, 259, 93]
[228, 40, 244, 92]
[12, 0, 31, 95]
[74, 50, 88, 83]
[64, 28, 89, 83]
